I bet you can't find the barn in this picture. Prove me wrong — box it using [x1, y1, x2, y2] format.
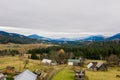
[96, 62, 107, 71]
[42, 59, 52, 64]
[87, 61, 107, 71]
[87, 62, 97, 71]
[68, 59, 80, 66]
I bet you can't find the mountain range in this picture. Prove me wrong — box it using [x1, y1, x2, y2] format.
[0, 31, 120, 44]
[27, 33, 120, 42]
[0, 31, 42, 44]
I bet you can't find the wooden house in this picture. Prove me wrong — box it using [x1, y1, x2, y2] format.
[87, 62, 97, 71]
[68, 59, 80, 66]
[41, 59, 52, 65]
[96, 62, 107, 71]
[87, 62, 107, 71]
[5, 66, 15, 74]
[74, 70, 85, 80]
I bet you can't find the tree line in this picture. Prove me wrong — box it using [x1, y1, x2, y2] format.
[27, 40, 120, 62]
[0, 49, 19, 56]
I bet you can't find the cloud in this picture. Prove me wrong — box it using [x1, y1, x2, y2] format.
[0, 26, 107, 38]
[0, 0, 120, 38]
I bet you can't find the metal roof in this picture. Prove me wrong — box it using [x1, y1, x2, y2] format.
[68, 59, 80, 63]
[87, 63, 93, 69]
[42, 59, 52, 64]
[96, 61, 103, 68]
[15, 70, 37, 80]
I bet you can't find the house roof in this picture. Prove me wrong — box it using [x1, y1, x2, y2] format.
[87, 62, 97, 69]
[42, 59, 52, 64]
[15, 70, 37, 80]
[68, 59, 80, 63]
[96, 62, 103, 68]
[87, 63, 93, 69]
[0, 73, 4, 78]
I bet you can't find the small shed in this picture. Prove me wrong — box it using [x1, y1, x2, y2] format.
[0, 73, 6, 80]
[15, 70, 37, 80]
[51, 61, 57, 66]
[118, 60, 120, 67]
[74, 70, 85, 80]
[5, 66, 15, 74]
[87, 62, 97, 71]
[68, 59, 80, 66]
[33, 69, 41, 76]
[42, 59, 52, 64]
[96, 62, 107, 71]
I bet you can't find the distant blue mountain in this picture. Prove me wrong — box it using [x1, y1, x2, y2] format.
[107, 33, 120, 40]
[0, 31, 25, 38]
[28, 34, 77, 42]
[28, 34, 51, 41]
[28, 34, 45, 39]
[0, 31, 42, 44]
[83, 35, 105, 41]
[28, 33, 120, 42]
[1, 30, 119, 44]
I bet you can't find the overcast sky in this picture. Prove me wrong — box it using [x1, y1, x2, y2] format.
[0, 0, 120, 38]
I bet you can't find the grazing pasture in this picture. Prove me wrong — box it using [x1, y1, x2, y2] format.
[0, 44, 48, 54]
[52, 68, 74, 80]
[0, 56, 120, 80]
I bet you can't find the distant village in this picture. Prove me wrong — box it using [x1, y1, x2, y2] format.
[0, 45, 120, 80]
[0, 48, 120, 80]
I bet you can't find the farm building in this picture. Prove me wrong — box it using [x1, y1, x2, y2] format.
[87, 62, 97, 71]
[42, 59, 52, 64]
[74, 70, 85, 80]
[5, 66, 15, 74]
[15, 70, 37, 80]
[51, 61, 57, 66]
[87, 62, 107, 71]
[42, 59, 57, 65]
[68, 59, 80, 66]
[96, 62, 107, 71]
[0, 73, 6, 80]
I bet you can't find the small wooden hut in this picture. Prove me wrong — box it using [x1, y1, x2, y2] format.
[5, 66, 15, 74]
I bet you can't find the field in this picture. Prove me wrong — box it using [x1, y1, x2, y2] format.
[52, 66, 120, 80]
[52, 68, 74, 80]
[0, 56, 52, 72]
[0, 56, 120, 80]
[0, 43, 50, 54]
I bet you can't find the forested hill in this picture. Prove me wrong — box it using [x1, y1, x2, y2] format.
[27, 40, 120, 60]
[0, 31, 42, 44]
[0, 30, 120, 44]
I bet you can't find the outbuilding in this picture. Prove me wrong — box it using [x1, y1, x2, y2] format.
[42, 59, 52, 65]
[68, 59, 80, 66]
[87, 62, 107, 71]
[0, 73, 6, 80]
[15, 70, 37, 80]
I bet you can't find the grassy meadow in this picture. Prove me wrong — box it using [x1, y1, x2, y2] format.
[52, 68, 74, 80]
[0, 56, 120, 80]
[0, 43, 48, 54]
[0, 56, 50, 72]
[0, 44, 120, 80]
[86, 67, 120, 80]
[52, 66, 120, 80]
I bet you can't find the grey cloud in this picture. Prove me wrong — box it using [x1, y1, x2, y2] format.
[0, 0, 120, 38]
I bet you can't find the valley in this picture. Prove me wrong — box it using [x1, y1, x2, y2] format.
[0, 56, 120, 80]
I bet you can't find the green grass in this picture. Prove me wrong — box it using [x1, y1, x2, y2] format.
[86, 67, 120, 80]
[0, 56, 53, 72]
[52, 68, 74, 80]
[0, 56, 120, 80]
